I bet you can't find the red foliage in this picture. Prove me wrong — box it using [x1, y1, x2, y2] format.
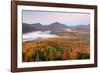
[62, 52, 68, 60]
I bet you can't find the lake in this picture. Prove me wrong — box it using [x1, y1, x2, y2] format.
[23, 31, 59, 42]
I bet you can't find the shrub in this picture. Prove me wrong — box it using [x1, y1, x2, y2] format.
[77, 53, 90, 59]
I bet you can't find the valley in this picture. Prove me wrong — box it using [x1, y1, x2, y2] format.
[22, 24, 90, 62]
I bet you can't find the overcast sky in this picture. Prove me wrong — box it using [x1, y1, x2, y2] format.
[22, 10, 90, 26]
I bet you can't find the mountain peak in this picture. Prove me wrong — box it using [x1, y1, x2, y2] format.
[48, 22, 69, 29]
[54, 22, 60, 24]
[32, 23, 42, 25]
[50, 22, 63, 25]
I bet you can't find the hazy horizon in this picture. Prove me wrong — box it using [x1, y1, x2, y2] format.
[22, 10, 90, 26]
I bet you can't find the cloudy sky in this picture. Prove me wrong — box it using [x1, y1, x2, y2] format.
[22, 10, 90, 26]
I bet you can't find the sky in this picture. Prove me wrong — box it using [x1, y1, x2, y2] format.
[22, 10, 90, 26]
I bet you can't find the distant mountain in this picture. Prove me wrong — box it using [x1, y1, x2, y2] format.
[22, 23, 48, 33]
[22, 23, 38, 33]
[48, 22, 69, 30]
[31, 23, 46, 30]
[22, 22, 90, 33]
[22, 22, 69, 33]
[74, 24, 89, 29]
[71, 24, 90, 32]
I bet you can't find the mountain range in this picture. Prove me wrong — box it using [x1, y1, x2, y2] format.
[22, 22, 90, 33]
